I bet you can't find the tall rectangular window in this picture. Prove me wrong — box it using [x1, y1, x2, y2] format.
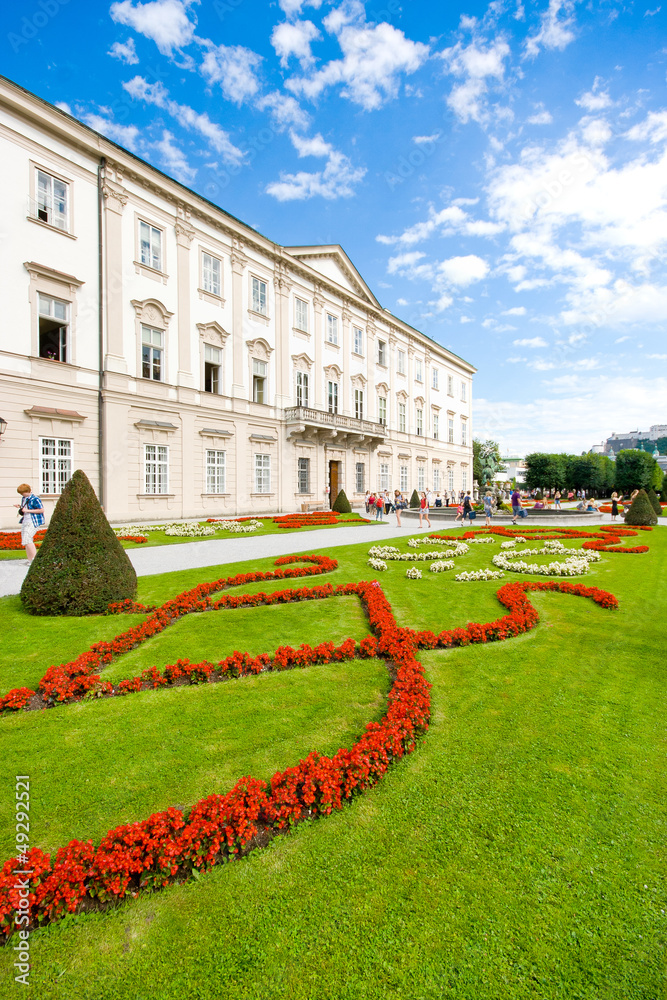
[139, 221, 162, 271]
[415, 359, 423, 382]
[251, 276, 267, 315]
[462, 421, 467, 446]
[433, 413, 439, 440]
[377, 340, 387, 365]
[378, 397, 387, 426]
[206, 450, 226, 493]
[202, 253, 221, 296]
[38, 294, 68, 362]
[448, 417, 454, 444]
[380, 463, 389, 490]
[398, 402, 406, 433]
[295, 371, 309, 407]
[142, 325, 163, 381]
[36, 169, 68, 230]
[397, 350, 406, 374]
[145, 444, 169, 495]
[204, 344, 221, 393]
[447, 374, 454, 395]
[297, 457, 310, 493]
[418, 464, 425, 490]
[295, 297, 308, 332]
[433, 467, 441, 491]
[400, 465, 408, 492]
[356, 462, 365, 492]
[255, 454, 271, 493]
[461, 381, 467, 402]
[253, 359, 267, 403]
[327, 314, 339, 345]
[462, 468, 468, 491]
[448, 466, 455, 491]
[327, 381, 338, 414]
[354, 389, 364, 420]
[432, 367, 439, 390]
[416, 408, 423, 436]
[40, 437, 72, 494]
[353, 327, 364, 355]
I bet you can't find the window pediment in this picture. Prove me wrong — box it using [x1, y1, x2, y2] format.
[291, 352, 313, 372]
[324, 363, 342, 380]
[350, 373, 367, 389]
[246, 338, 273, 361]
[396, 389, 408, 402]
[197, 321, 229, 347]
[131, 298, 173, 328]
[376, 381, 389, 395]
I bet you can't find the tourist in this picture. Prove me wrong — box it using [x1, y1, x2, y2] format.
[554, 490, 562, 509]
[364, 491, 371, 513]
[14, 483, 45, 563]
[483, 492, 493, 526]
[418, 491, 431, 529]
[610, 492, 620, 521]
[454, 500, 465, 524]
[434, 493, 442, 507]
[383, 490, 393, 515]
[374, 493, 384, 520]
[510, 487, 524, 524]
[462, 492, 473, 523]
[394, 490, 406, 527]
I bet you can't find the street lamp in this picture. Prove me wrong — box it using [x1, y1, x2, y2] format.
[0, 417, 7, 439]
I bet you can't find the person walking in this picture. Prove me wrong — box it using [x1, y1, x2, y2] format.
[394, 489, 405, 527]
[511, 487, 523, 525]
[483, 492, 493, 526]
[418, 491, 431, 529]
[462, 491, 473, 524]
[14, 483, 45, 563]
[374, 493, 384, 520]
[454, 500, 465, 524]
[610, 492, 620, 521]
[554, 490, 562, 510]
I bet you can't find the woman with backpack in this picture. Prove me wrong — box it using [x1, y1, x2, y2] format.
[418, 491, 431, 529]
[375, 492, 384, 520]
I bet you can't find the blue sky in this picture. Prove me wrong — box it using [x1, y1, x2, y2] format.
[4, 0, 667, 454]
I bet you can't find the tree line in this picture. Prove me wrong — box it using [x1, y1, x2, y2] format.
[523, 450, 664, 496]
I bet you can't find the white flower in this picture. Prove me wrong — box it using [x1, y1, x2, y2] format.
[405, 567, 422, 579]
[455, 569, 505, 581]
[367, 558, 388, 571]
[429, 560, 455, 572]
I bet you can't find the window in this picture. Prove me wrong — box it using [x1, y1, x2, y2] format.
[448, 416, 454, 444]
[378, 340, 387, 365]
[416, 408, 423, 436]
[202, 253, 221, 297]
[253, 359, 267, 403]
[206, 450, 226, 493]
[40, 437, 71, 494]
[295, 297, 308, 332]
[433, 413, 439, 440]
[353, 327, 364, 355]
[448, 466, 454, 491]
[462, 421, 468, 446]
[142, 325, 163, 381]
[461, 381, 467, 402]
[255, 454, 271, 493]
[204, 344, 222, 393]
[252, 276, 267, 315]
[36, 169, 68, 230]
[400, 465, 408, 492]
[356, 462, 365, 492]
[295, 371, 309, 407]
[447, 374, 454, 396]
[327, 381, 338, 414]
[327, 314, 339, 345]
[139, 221, 162, 271]
[397, 350, 406, 375]
[378, 396, 387, 426]
[418, 464, 425, 491]
[297, 457, 310, 493]
[462, 468, 468, 491]
[398, 402, 406, 433]
[380, 463, 389, 490]
[145, 444, 169, 494]
[415, 359, 423, 382]
[354, 389, 364, 420]
[433, 467, 441, 491]
[38, 294, 69, 362]
[432, 367, 439, 390]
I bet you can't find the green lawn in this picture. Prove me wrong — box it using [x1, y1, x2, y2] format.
[0, 527, 665, 999]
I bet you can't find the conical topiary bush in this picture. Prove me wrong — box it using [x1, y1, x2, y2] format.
[20, 469, 137, 616]
[331, 489, 352, 514]
[647, 488, 662, 517]
[624, 488, 658, 527]
[409, 489, 420, 509]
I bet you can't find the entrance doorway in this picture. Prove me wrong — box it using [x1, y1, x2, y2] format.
[328, 460, 341, 509]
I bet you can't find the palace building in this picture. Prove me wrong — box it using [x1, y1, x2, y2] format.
[0, 75, 476, 529]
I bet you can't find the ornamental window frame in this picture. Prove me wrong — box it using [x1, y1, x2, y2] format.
[144, 443, 169, 495]
[205, 449, 226, 494]
[39, 436, 73, 495]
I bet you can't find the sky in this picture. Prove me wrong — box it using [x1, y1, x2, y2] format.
[4, 0, 667, 456]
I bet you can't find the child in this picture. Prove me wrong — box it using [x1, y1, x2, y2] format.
[14, 483, 45, 563]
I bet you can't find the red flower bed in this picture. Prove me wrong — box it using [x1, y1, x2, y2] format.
[116, 535, 148, 544]
[429, 525, 653, 553]
[0, 529, 47, 551]
[271, 512, 372, 529]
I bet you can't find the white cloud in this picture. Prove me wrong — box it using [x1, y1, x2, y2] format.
[266, 134, 365, 200]
[271, 19, 320, 69]
[513, 336, 547, 347]
[256, 91, 310, 130]
[55, 101, 72, 115]
[524, 0, 577, 59]
[376, 203, 502, 247]
[527, 108, 553, 125]
[108, 38, 139, 64]
[153, 129, 196, 183]
[286, 20, 429, 111]
[200, 43, 262, 104]
[440, 38, 511, 124]
[503, 306, 527, 315]
[123, 76, 244, 164]
[575, 77, 612, 112]
[279, 0, 322, 15]
[81, 112, 142, 151]
[614, 335, 631, 343]
[396, 297, 408, 306]
[429, 294, 454, 312]
[625, 110, 667, 145]
[386, 251, 432, 280]
[438, 254, 489, 286]
[412, 132, 440, 144]
[460, 315, 473, 323]
[110, 0, 197, 56]
[648, 353, 667, 359]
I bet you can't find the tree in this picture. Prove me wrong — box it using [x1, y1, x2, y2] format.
[650, 461, 664, 494]
[524, 453, 567, 492]
[409, 489, 420, 508]
[647, 488, 662, 518]
[624, 489, 657, 526]
[655, 436, 667, 455]
[614, 449, 657, 494]
[472, 439, 483, 486]
[20, 469, 137, 616]
[331, 489, 351, 514]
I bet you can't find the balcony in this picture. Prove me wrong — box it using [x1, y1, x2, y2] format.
[284, 406, 386, 447]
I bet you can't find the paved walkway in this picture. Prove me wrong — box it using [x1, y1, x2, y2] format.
[0, 510, 616, 599]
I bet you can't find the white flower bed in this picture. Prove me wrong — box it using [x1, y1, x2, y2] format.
[405, 567, 422, 579]
[408, 537, 470, 554]
[455, 569, 506, 581]
[466, 537, 496, 544]
[492, 549, 600, 576]
[367, 558, 388, 571]
[113, 519, 262, 537]
[368, 545, 401, 559]
[429, 560, 455, 573]
[368, 544, 466, 562]
[211, 519, 263, 533]
[164, 523, 216, 537]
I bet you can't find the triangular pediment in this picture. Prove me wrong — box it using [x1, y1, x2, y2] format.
[283, 245, 381, 308]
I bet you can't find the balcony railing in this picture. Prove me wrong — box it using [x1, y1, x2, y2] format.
[284, 406, 386, 438]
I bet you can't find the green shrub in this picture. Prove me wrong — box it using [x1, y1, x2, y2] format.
[624, 489, 658, 527]
[647, 488, 662, 517]
[20, 469, 137, 616]
[409, 489, 420, 509]
[331, 489, 352, 514]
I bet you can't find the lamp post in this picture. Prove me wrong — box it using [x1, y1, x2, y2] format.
[0, 417, 7, 440]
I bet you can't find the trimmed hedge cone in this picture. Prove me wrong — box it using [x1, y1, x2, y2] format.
[409, 489, 420, 509]
[647, 488, 663, 518]
[331, 489, 352, 514]
[624, 488, 658, 527]
[20, 470, 137, 616]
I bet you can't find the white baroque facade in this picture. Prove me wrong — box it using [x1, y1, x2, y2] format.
[0, 77, 476, 529]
